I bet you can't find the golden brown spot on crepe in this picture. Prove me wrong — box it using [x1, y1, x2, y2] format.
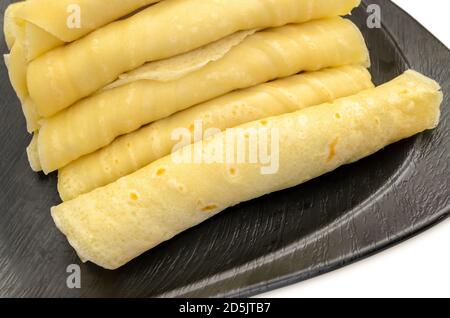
[189, 123, 195, 132]
[201, 204, 218, 212]
[229, 167, 237, 176]
[156, 167, 166, 176]
[260, 119, 268, 126]
[335, 113, 342, 119]
[129, 192, 139, 201]
[327, 138, 339, 162]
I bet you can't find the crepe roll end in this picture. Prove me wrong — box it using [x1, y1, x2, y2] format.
[51, 206, 90, 266]
[403, 70, 443, 127]
[26, 132, 42, 172]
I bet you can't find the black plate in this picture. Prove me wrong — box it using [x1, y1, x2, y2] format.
[0, 0, 448, 298]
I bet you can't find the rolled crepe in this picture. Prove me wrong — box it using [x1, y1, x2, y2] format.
[38, 17, 370, 174]
[58, 66, 374, 201]
[103, 29, 259, 89]
[4, 0, 160, 61]
[4, 37, 27, 99]
[22, 29, 257, 161]
[51, 70, 442, 269]
[4, 2, 25, 50]
[4, 39, 41, 132]
[27, 0, 361, 117]
[4, 19, 41, 133]
[4, 5, 37, 131]
[7, 25, 256, 133]
[4, 0, 161, 132]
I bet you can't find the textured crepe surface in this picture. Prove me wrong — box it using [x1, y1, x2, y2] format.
[4, 35, 27, 100]
[104, 29, 259, 89]
[24, 29, 256, 171]
[3, 0, 161, 132]
[4, 2, 25, 50]
[37, 17, 370, 174]
[58, 66, 374, 201]
[26, 0, 361, 117]
[5, 0, 160, 60]
[52, 70, 442, 269]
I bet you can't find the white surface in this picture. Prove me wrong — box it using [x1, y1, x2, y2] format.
[393, 0, 450, 48]
[258, 0, 450, 298]
[257, 219, 450, 298]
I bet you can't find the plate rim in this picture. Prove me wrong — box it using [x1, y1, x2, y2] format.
[0, 0, 449, 298]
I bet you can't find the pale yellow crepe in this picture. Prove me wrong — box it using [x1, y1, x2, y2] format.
[26, 0, 361, 117]
[4, 2, 25, 50]
[4, 0, 161, 132]
[51, 70, 443, 270]
[58, 66, 374, 201]
[37, 18, 370, 174]
[4, 32, 27, 100]
[6, 26, 256, 133]
[26, 28, 257, 166]
[103, 29, 259, 89]
[4, 0, 160, 61]
[4, 24, 41, 133]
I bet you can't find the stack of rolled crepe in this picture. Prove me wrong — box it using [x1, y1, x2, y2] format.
[4, 0, 163, 132]
[2, 0, 442, 269]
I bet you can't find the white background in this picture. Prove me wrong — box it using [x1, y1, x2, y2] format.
[258, 0, 450, 298]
